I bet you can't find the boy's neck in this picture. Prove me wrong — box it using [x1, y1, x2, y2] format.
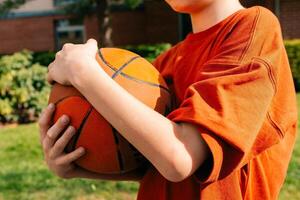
[190, 0, 245, 33]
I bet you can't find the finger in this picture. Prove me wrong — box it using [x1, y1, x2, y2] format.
[50, 126, 76, 158]
[43, 115, 70, 151]
[86, 38, 98, 51]
[56, 147, 85, 165]
[47, 63, 54, 84]
[47, 62, 53, 73]
[38, 103, 56, 140]
[55, 51, 62, 59]
[46, 72, 55, 85]
[62, 43, 74, 51]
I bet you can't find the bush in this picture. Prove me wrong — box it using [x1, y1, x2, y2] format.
[285, 40, 300, 91]
[0, 44, 171, 124]
[33, 51, 56, 66]
[124, 43, 172, 62]
[0, 50, 50, 124]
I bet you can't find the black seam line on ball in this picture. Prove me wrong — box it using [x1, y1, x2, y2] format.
[98, 49, 118, 72]
[111, 126, 124, 172]
[111, 56, 140, 79]
[118, 71, 170, 93]
[98, 49, 171, 94]
[98, 48, 140, 78]
[71, 106, 93, 151]
[53, 95, 84, 107]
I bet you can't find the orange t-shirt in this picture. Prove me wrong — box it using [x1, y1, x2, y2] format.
[137, 6, 297, 200]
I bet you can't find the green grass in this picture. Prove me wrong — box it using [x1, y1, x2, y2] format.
[278, 94, 300, 200]
[0, 123, 138, 200]
[0, 96, 299, 200]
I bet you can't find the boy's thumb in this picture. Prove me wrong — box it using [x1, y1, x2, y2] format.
[86, 38, 98, 51]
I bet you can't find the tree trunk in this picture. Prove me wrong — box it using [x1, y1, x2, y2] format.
[96, 0, 113, 47]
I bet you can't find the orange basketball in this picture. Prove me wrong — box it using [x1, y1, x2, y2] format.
[48, 48, 171, 178]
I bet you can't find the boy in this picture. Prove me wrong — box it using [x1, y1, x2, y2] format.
[39, 0, 297, 199]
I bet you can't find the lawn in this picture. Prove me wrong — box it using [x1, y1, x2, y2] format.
[0, 96, 299, 200]
[0, 123, 139, 200]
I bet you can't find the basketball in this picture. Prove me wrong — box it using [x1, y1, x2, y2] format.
[48, 48, 171, 177]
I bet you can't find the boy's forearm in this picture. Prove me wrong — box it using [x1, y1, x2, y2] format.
[72, 65, 208, 182]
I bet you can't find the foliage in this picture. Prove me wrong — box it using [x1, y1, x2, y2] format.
[0, 0, 29, 16]
[124, 43, 172, 62]
[33, 52, 56, 66]
[0, 50, 50, 123]
[124, 0, 143, 9]
[285, 40, 300, 91]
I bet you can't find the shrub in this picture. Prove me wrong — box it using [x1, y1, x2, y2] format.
[285, 40, 300, 91]
[0, 50, 50, 124]
[124, 43, 172, 62]
[33, 51, 56, 66]
[0, 44, 171, 124]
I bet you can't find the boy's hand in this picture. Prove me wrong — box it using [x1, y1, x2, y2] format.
[47, 39, 100, 86]
[38, 103, 85, 179]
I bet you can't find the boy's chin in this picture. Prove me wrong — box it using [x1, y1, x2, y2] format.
[165, 0, 211, 14]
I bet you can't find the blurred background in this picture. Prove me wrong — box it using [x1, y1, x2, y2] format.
[0, 0, 299, 200]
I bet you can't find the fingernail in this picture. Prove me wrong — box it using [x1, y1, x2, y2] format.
[79, 147, 85, 153]
[61, 115, 69, 124]
[48, 103, 55, 110]
[69, 126, 75, 133]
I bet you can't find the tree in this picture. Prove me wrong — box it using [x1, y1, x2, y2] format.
[0, 0, 30, 16]
[0, 0, 143, 47]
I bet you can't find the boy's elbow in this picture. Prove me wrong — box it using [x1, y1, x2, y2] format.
[163, 170, 190, 183]
[161, 154, 193, 183]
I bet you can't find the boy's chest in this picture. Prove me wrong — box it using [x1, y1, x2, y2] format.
[165, 47, 212, 106]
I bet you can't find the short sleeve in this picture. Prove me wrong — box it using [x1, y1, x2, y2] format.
[166, 59, 281, 184]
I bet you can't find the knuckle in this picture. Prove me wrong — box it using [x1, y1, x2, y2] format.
[55, 51, 62, 59]
[38, 118, 46, 128]
[62, 43, 72, 50]
[46, 131, 53, 140]
[54, 159, 63, 166]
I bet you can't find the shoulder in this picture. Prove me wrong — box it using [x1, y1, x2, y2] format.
[240, 6, 284, 63]
[215, 6, 284, 64]
[249, 6, 282, 38]
[234, 6, 280, 32]
[255, 6, 281, 27]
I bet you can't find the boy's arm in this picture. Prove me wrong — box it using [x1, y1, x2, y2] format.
[43, 40, 209, 183]
[72, 65, 209, 182]
[40, 69, 209, 182]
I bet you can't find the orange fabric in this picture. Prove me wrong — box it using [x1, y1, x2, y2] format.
[137, 6, 298, 200]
